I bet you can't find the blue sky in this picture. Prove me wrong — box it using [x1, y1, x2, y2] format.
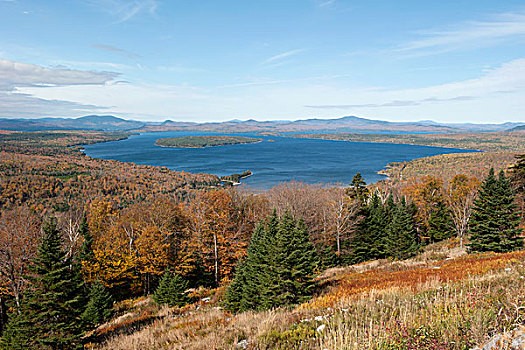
[0, 0, 524, 123]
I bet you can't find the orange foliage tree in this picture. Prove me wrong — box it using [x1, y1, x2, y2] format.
[185, 190, 251, 286]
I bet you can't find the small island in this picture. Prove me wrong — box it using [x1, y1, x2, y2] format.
[155, 135, 262, 148]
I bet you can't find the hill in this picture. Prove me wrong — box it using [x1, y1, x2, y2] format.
[87, 244, 525, 350]
[0, 115, 144, 131]
[1, 115, 523, 133]
[507, 125, 525, 133]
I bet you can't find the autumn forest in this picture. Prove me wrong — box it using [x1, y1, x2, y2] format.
[0, 130, 524, 349]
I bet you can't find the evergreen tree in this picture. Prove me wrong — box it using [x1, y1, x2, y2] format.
[225, 213, 279, 312]
[468, 168, 523, 253]
[223, 261, 247, 313]
[274, 215, 319, 307]
[225, 212, 318, 313]
[82, 282, 113, 328]
[428, 201, 453, 242]
[77, 216, 93, 263]
[2, 217, 86, 350]
[386, 198, 419, 260]
[347, 193, 388, 264]
[152, 271, 188, 307]
[348, 173, 369, 202]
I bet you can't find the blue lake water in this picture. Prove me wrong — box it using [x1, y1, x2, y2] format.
[83, 132, 474, 190]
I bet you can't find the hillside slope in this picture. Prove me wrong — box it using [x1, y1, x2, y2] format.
[89, 243, 525, 350]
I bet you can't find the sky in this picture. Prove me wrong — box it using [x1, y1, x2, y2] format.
[0, 0, 524, 123]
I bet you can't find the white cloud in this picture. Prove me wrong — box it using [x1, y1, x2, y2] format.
[0, 59, 118, 89]
[87, 0, 158, 23]
[262, 49, 306, 64]
[318, 0, 336, 7]
[91, 43, 141, 59]
[0, 59, 118, 118]
[396, 12, 525, 56]
[9, 58, 525, 123]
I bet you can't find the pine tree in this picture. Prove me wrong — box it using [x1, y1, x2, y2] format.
[468, 168, 523, 253]
[77, 216, 93, 263]
[225, 214, 277, 312]
[225, 212, 318, 313]
[348, 173, 369, 202]
[2, 217, 86, 350]
[347, 193, 388, 264]
[274, 215, 319, 307]
[223, 262, 247, 313]
[153, 271, 188, 307]
[82, 282, 113, 328]
[428, 201, 453, 242]
[386, 198, 419, 260]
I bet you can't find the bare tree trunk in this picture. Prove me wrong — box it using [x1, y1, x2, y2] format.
[214, 233, 218, 286]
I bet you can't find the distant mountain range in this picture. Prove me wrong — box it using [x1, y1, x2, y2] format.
[0, 115, 523, 133]
[0, 115, 144, 131]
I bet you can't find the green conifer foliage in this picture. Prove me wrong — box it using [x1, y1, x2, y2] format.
[274, 215, 319, 306]
[348, 193, 388, 264]
[77, 216, 93, 263]
[152, 271, 188, 307]
[428, 201, 453, 242]
[225, 212, 319, 313]
[469, 168, 523, 252]
[386, 198, 419, 260]
[2, 217, 86, 350]
[348, 172, 369, 202]
[82, 282, 113, 328]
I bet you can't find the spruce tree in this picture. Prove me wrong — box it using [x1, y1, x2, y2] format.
[225, 213, 279, 312]
[468, 168, 523, 253]
[224, 261, 247, 313]
[386, 198, 419, 260]
[77, 216, 93, 263]
[82, 282, 113, 328]
[152, 271, 188, 307]
[348, 173, 369, 202]
[348, 193, 388, 264]
[225, 212, 318, 313]
[2, 217, 86, 350]
[274, 215, 319, 307]
[428, 201, 453, 242]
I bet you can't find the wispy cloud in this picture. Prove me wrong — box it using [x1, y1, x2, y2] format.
[0, 59, 118, 118]
[396, 12, 525, 56]
[0, 59, 118, 89]
[318, 0, 336, 7]
[220, 74, 351, 88]
[306, 96, 476, 109]
[92, 43, 141, 59]
[88, 0, 158, 23]
[262, 49, 306, 64]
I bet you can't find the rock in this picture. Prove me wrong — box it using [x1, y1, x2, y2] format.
[236, 339, 249, 349]
[201, 297, 211, 302]
[316, 324, 326, 333]
[470, 326, 525, 350]
[314, 316, 324, 321]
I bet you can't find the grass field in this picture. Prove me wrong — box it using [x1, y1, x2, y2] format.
[88, 243, 525, 350]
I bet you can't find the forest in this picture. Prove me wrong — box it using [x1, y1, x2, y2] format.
[0, 131, 523, 349]
[155, 135, 262, 148]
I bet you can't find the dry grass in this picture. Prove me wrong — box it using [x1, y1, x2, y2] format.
[92, 249, 525, 350]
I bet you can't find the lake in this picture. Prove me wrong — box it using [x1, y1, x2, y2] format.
[83, 132, 473, 189]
